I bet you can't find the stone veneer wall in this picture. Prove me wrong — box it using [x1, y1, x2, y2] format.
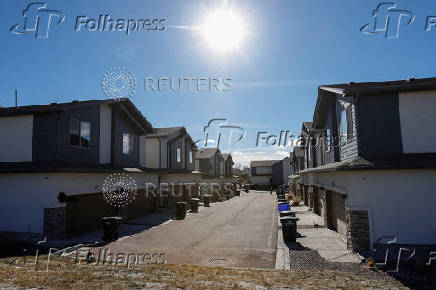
[346, 209, 370, 251]
[43, 207, 66, 239]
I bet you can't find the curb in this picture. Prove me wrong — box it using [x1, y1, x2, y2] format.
[274, 199, 291, 270]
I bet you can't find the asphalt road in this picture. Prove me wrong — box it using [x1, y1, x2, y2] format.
[102, 191, 278, 269]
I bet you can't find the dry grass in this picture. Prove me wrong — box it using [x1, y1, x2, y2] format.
[0, 255, 407, 289]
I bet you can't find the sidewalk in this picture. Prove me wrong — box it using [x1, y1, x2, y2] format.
[292, 206, 361, 263]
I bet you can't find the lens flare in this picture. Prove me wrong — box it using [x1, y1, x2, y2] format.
[201, 8, 247, 54]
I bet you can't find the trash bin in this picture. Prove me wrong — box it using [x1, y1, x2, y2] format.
[203, 195, 211, 207]
[176, 202, 187, 219]
[280, 216, 299, 243]
[101, 216, 122, 242]
[279, 210, 295, 217]
[190, 198, 200, 213]
[277, 202, 290, 212]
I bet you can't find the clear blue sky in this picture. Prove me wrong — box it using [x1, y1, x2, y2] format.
[1, 0, 435, 166]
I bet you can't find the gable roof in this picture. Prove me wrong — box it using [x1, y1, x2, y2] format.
[195, 148, 220, 159]
[148, 127, 184, 138]
[314, 77, 436, 128]
[250, 160, 281, 167]
[0, 98, 153, 134]
[319, 77, 436, 96]
[222, 153, 232, 159]
[148, 126, 198, 150]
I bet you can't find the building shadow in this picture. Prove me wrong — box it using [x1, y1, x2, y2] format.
[0, 212, 176, 259]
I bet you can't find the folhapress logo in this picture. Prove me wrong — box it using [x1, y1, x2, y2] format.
[10, 2, 65, 39]
[360, 2, 415, 38]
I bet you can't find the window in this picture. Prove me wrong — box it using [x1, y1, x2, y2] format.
[189, 150, 193, 164]
[69, 119, 91, 148]
[341, 109, 347, 143]
[339, 104, 354, 144]
[123, 133, 134, 156]
[176, 148, 181, 163]
[325, 128, 331, 152]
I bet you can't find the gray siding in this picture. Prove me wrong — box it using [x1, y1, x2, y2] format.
[112, 109, 141, 168]
[59, 105, 100, 164]
[167, 134, 196, 171]
[33, 113, 59, 161]
[33, 105, 100, 163]
[186, 147, 196, 171]
[169, 136, 185, 170]
[356, 93, 403, 157]
[199, 159, 212, 175]
[272, 161, 283, 185]
[337, 96, 358, 161]
[324, 100, 340, 164]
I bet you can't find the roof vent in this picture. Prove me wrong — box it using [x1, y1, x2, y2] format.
[406, 78, 416, 82]
[72, 100, 79, 103]
[349, 82, 355, 86]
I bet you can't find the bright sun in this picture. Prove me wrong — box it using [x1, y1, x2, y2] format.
[201, 8, 247, 54]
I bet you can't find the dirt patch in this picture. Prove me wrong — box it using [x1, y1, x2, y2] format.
[0, 254, 408, 289]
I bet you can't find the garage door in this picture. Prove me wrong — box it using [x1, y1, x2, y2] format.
[326, 190, 347, 239]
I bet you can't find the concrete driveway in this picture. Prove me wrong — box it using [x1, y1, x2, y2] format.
[101, 191, 278, 269]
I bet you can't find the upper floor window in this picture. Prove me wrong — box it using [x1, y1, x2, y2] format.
[123, 133, 134, 156]
[176, 148, 181, 163]
[341, 109, 348, 143]
[189, 150, 193, 164]
[325, 128, 331, 152]
[69, 119, 91, 148]
[340, 105, 354, 144]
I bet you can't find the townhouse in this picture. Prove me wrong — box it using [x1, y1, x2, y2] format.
[194, 148, 236, 196]
[145, 126, 201, 206]
[221, 153, 234, 178]
[195, 148, 223, 178]
[251, 158, 291, 189]
[291, 77, 436, 252]
[0, 99, 161, 238]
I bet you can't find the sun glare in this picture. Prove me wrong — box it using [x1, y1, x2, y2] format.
[201, 8, 247, 54]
